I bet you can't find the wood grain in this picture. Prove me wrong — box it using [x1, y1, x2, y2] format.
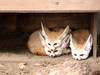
[91, 13, 98, 58]
[0, 0, 100, 12]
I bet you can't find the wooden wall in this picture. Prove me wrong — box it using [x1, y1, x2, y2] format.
[0, 13, 91, 33]
[98, 13, 100, 35]
[0, 13, 92, 49]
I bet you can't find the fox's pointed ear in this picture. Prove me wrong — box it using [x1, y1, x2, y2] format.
[69, 34, 76, 50]
[39, 32, 45, 47]
[70, 34, 72, 41]
[62, 34, 70, 48]
[59, 25, 70, 40]
[70, 34, 73, 47]
[84, 34, 93, 51]
[41, 22, 48, 38]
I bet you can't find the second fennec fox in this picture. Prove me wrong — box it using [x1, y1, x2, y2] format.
[28, 23, 70, 57]
[70, 29, 93, 60]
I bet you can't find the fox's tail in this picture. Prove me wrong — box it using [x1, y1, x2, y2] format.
[33, 49, 47, 56]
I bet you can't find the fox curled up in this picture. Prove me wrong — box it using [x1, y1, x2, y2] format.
[28, 22, 93, 60]
[27, 22, 70, 57]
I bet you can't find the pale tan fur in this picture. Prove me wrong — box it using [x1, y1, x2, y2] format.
[27, 28, 65, 56]
[27, 30, 46, 56]
[44, 26, 64, 43]
[72, 29, 90, 50]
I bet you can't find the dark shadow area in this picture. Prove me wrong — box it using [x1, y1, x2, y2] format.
[0, 13, 95, 56]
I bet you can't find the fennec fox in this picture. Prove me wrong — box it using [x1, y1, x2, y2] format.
[70, 29, 93, 60]
[28, 23, 70, 57]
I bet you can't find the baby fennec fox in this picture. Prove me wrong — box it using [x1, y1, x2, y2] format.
[70, 29, 93, 60]
[28, 23, 70, 57]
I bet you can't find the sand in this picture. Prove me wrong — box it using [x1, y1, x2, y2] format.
[0, 48, 100, 75]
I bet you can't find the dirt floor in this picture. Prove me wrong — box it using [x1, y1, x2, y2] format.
[0, 48, 99, 75]
[0, 13, 99, 75]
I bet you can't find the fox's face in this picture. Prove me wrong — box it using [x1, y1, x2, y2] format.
[45, 37, 61, 51]
[44, 46, 63, 57]
[39, 22, 70, 57]
[70, 34, 93, 60]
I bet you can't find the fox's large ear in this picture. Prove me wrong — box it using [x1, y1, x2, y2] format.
[61, 34, 70, 48]
[39, 32, 45, 47]
[70, 34, 72, 42]
[69, 34, 75, 49]
[84, 34, 93, 51]
[59, 25, 69, 41]
[41, 22, 48, 39]
[70, 34, 76, 50]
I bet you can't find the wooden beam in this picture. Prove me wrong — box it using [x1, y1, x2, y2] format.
[91, 13, 98, 58]
[0, 0, 100, 13]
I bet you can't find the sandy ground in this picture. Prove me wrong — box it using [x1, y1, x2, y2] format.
[0, 48, 100, 75]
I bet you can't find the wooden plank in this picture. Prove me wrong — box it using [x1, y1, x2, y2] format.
[91, 13, 98, 58]
[0, 14, 17, 35]
[0, 0, 100, 13]
[16, 13, 90, 32]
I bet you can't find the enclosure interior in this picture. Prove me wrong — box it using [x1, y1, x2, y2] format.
[0, 13, 95, 60]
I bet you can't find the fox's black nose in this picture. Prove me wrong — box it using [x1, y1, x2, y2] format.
[51, 55, 53, 57]
[51, 55, 55, 58]
[51, 49, 53, 51]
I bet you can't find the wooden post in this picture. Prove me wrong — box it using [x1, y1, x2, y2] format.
[91, 13, 98, 58]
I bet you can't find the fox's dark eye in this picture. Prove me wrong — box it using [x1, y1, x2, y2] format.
[54, 43, 57, 45]
[74, 54, 77, 56]
[80, 54, 84, 56]
[48, 51, 51, 53]
[48, 43, 51, 45]
[54, 50, 58, 52]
